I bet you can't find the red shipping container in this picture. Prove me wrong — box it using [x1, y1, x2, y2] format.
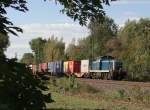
[68, 61, 81, 75]
[39, 63, 47, 73]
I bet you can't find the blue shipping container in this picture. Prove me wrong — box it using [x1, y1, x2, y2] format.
[54, 61, 64, 75]
[48, 62, 55, 73]
[48, 61, 63, 76]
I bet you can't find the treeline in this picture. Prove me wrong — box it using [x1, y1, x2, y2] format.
[21, 17, 150, 81]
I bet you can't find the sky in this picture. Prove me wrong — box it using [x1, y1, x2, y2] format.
[5, 0, 150, 59]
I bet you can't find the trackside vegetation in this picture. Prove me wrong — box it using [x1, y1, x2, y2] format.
[45, 77, 150, 110]
[0, 0, 150, 109]
[21, 18, 150, 82]
[0, 0, 111, 109]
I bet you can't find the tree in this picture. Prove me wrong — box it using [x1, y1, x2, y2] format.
[0, 58, 52, 110]
[55, 0, 112, 25]
[66, 38, 88, 60]
[0, 33, 9, 57]
[118, 18, 150, 81]
[0, 0, 115, 109]
[105, 38, 122, 57]
[74, 16, 118, 59]
[66, 38, 78, 60]
[66, 16, 118, 60]
[29, 38, 46, 64]
[88, 16, 118, 58]
[43, 36, 65, 62]
[29, 36, 65, 62]
[20, 53, 34, 65]
[0, 0, 28, 36]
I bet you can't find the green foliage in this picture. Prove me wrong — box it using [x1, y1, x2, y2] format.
[69, 75, 77, 89]
[54, 76, 78, 92]
[20, 53, 34, 64]
[43, 36, 65, 62]
[118, 18, 150, 81]
[49, 77, 99, 94]
[55, 0, 111, 25]
[0, 33, 9, 51]
[66, 38, 83, 60]
[0, 33, 9, 57]
[116, 89, 126, 99]
[47, 77, 150, 109]
[0, 0, 111, 36]
[66, 16, 118, 60]
[0, 58, 52, 110]
[105, 38, 122, 57]
[88, 17, 118, 58]
[0, 0, 28, 36]
[29, 37, 46, 64]
[29, 36, 65, 63]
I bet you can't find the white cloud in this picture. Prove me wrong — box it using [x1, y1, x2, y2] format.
[111, 0, 150, 5]
[5, 23, 89, 59]
[10, 44, 30, 49]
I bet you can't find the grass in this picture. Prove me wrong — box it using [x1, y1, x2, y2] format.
[44, 77, 150, 110]
[46, 92, 102, 109]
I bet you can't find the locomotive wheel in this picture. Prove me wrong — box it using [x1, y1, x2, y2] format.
[98, 72, 101, 79]
[108, 72, 112, 80]
[110, 70, 114, 80]
[106, 73, 109, 80]
[101, 73, 104, 79]
[107, 73, 110, 80]
[105, 73, 109, 80]
[91, 72, 96, 79]
[103, 73, 106, 80]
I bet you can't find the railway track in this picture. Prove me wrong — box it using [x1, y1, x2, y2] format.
[77, 78, 150, 91]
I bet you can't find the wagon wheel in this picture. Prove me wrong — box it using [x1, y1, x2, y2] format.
[101, 73, 104, 79]
[108, 71, 112, 80]
[106, 72, 109, 80]
[107, 72, 111, 80]
[104, 73, 107, 80]
[110, 70, 113, 80]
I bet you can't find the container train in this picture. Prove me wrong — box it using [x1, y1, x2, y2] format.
[30, 56, 126, 80]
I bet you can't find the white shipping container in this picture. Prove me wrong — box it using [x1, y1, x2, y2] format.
[81, 60, 89, 73]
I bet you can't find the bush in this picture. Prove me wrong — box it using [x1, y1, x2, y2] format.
[116, 89, 126, 99]
[0, 58, 52, 110]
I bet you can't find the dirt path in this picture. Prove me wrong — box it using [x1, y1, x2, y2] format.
[77, 78, 150, 91]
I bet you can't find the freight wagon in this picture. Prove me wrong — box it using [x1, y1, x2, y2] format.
[63, 60, 81, 77]
[48, 61, 64, 76]
[39, 63, 47, 73]
[30, 64, 37, 75]
[30, 56, 126, 80]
